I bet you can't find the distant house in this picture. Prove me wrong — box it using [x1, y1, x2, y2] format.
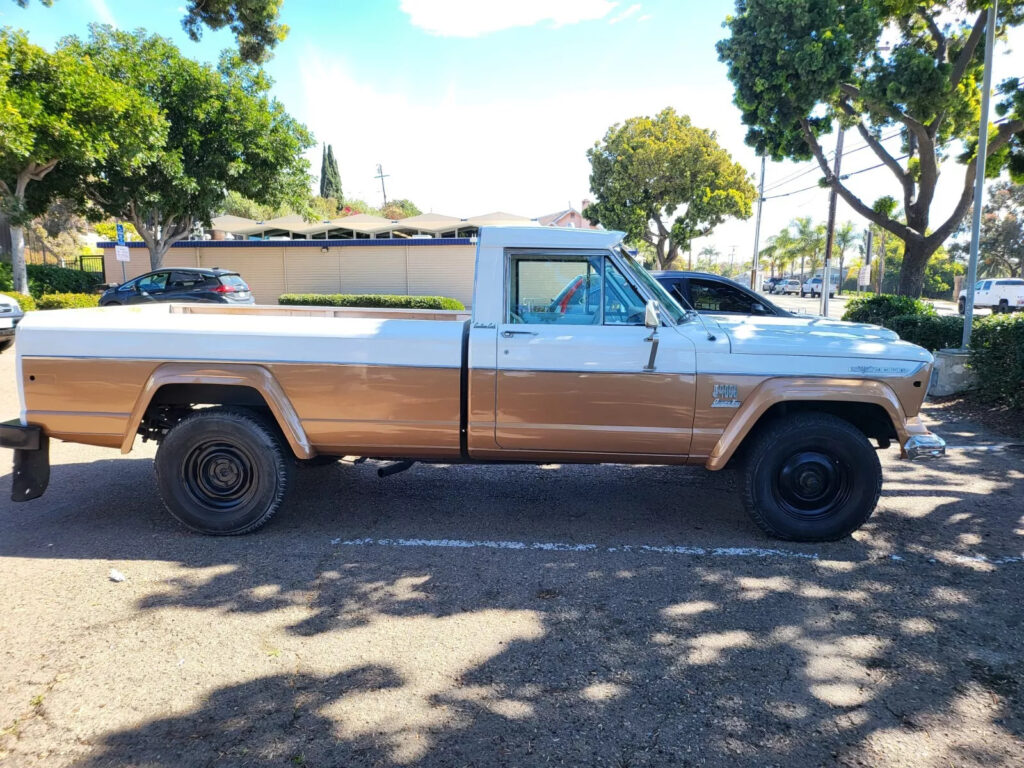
[537, 200, 600, 230]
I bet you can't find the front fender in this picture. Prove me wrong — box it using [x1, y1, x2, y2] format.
[121, 362, 313, 459]
[704, 377, 930, 470]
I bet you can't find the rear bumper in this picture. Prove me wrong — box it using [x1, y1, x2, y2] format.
[904, 433, 946, 460]
[0, 420, 50, 501]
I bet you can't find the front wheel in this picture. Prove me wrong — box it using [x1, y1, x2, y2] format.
[154, 407, 294, 535]
[0, 339, 11, 353]
[740, 413, 882, 541]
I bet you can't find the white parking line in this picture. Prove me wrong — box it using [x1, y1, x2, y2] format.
[330, 536, 1024, 567]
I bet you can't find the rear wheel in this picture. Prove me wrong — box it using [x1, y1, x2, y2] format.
[154, 407, 294, 535]
[741, 413, 882, 541]
[958, 297, 966, 315]
[998, 299, 1009, 314]
[0, 339, 11, 353]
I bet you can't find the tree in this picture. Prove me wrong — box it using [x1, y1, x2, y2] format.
[381, 199, 421, 219]
[11, 0, 287, 63]
[0, 29, 161, 292]
[792, 217, 826, 277]
[319, 144, 342, 201]
[718, 0, 1024, 297]
[951, 180, 1023, 276]
[762, 226, 799, 276]
[55, 27, 313, 270]
[833, 221, 859, 294]
[584, 108, 756, 270]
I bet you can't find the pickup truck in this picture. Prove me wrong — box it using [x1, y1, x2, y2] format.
[0, 227, 945, 541]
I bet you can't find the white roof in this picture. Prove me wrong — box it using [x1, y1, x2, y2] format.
[209, 209, 540, 238]
[478, 226, 623, 250]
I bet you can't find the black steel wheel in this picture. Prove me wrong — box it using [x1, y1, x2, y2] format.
[741, 412, 881, 541]
[155, 407, 294, 535]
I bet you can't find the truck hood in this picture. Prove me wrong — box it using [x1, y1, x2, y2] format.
[708, 314, 932, 363]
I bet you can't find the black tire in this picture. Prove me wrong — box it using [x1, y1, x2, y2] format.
[100, 300, 121, 307]
[154, 406, 294, 535]
[0, 339, 11, 353]
[740, 412, 882, 542]
[998, 299, 1009, 314]
[958, 297, 965, 315]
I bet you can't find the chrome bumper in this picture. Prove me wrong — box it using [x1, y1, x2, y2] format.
[904, 433, 946, 460]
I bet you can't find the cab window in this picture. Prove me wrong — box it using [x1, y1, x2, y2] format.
[689, 279, 766, 314]
[169, 271, 204, 290]
[509, 254, 602, 325]
[137, 272, 169, 293]
[602, 258, 646, 324]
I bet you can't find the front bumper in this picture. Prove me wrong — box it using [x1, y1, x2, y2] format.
[904, 433, 946, 460]
[0, 420, 50, 501]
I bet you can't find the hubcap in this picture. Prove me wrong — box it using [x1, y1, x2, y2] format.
[183, 442, 257, 511]
[773, 450, 848, 518]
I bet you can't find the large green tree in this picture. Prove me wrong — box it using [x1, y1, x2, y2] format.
[718, 0, 1024, 297]
[0, 28, 161, 292]
[55, 27, 313, 270]
[11, 0, 287, 62]
[584, 108, 756, 270]
[951, 180, 1024, 276]
[319, 143, 342, 201]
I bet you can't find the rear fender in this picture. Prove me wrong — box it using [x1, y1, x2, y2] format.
[122, 363, 313, 459]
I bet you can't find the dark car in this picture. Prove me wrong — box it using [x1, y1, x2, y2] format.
[100, 268, 255, 306]
[651, 271, 791, 317]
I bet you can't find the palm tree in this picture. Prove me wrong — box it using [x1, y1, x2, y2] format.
[833, 221, 859, 295]
[792, 217, 825, 280]
[762, 227, 798, 278]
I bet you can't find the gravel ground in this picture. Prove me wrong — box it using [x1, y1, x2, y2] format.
[0, 347, 1021, 767]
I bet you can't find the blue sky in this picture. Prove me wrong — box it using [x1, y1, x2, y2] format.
[4, 0, 1021, 261]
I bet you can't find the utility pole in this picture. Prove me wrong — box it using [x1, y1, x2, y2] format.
[863, 228, 873, 292]
[729, 245, 736, 277]
[821, 127, 844, 318]
[961, 0, 998, 349]
[374, 163, 390, 209]
[750, 154, 766, 290]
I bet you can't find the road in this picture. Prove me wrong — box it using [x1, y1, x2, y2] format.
[765, 291, 964, 319]
[0, 344, 1022, 767]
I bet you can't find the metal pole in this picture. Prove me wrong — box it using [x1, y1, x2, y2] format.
[750, 154, 766, 290]
[961, 0, 998, 349]
[821, 127, 844, 318]
[863, 228, 873, 292]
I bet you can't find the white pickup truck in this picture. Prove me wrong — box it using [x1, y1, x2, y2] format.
[958, 278, 1024, 314]
[1, 227, 945, 541]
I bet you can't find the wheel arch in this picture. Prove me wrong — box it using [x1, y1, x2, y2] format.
[705, 378, 909, 471]
[122, 363, 313, 459]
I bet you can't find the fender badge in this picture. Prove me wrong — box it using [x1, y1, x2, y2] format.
[712, 383, 741, 408]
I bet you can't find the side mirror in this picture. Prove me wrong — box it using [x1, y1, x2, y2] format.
[644, 299, 660, 329]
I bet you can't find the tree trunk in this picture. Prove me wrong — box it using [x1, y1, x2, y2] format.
[10, 225, 28, 295]
[146, 241, 171, 271]
[896, 239, 935, 297]
[0, 212, 11, 262]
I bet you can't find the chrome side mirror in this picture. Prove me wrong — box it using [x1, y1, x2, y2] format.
[644, 299, 660, 329]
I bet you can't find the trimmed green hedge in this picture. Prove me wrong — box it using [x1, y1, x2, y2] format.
[888, 314, 964, 352]
[841, 294, 936, 326]
[970, 313, 1024, 409]
[36, 292, 101, 310]
[0, 263, 101, 298]
[279, 293, 465, 310]
[0, 291, 36, 312]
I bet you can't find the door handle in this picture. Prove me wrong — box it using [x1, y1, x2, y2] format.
[501, 330, 538, 338]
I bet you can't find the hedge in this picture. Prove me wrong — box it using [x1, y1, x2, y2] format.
[36, 293, 101, 310]
[970, 313, 1024, 409]
[279, 293, 465, 310]
[0, 291, 36, 312]
[841, 294, 936, 326]
[888, 314, 964, 352]
[0, 263, 101, 298]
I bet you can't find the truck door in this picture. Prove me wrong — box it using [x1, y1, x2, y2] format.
[495, 249, 696, 458]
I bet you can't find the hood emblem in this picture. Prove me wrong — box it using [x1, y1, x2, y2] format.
[712, 383, 741, 408]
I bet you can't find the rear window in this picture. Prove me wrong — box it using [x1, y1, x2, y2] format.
[218, 274, 248, 289]
[996, 279, 1024, 285]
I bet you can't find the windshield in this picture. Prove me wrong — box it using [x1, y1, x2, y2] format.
[616, 246, 689, 324]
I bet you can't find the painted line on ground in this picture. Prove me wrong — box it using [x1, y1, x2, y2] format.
[329, 536, 1024, 567]
[944, 443, 1024, 453]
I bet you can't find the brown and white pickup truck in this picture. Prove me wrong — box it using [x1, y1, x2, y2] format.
[1, 227, 945, 540]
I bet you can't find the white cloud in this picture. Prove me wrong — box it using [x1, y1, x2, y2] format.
[608, 4, 640, 24]
[637, 13, 652, 22]
[399, 0, 618, 37]
[88, 0, 117, 27]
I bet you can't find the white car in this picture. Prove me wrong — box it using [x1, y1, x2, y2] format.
[0, 293, 26, 352]
[958, 278, 1024, 314]
[802, 277, 837, 298]
[774, 278, 802, 295]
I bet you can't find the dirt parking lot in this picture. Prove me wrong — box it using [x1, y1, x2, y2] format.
[0, 347, 1022, 767]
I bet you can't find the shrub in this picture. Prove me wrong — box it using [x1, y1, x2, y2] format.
[278, 293, 465, 310]
[841, 294, 936, 326]
[970, 313, 1024, 409]
[36, 293, 101, 310]
[0, 263, 101, 298]
[888, 314, 964, 352]
[0, 291, 36, 312]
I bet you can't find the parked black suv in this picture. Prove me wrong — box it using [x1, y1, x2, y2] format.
[100, 268, 254, 306]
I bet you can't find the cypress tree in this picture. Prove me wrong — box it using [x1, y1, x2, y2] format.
[321, 144, 342, 201]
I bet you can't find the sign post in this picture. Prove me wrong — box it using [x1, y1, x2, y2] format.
[115, 223, 128, 282]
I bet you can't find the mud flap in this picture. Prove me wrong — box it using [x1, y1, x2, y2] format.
[12, 435, 49, 501]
